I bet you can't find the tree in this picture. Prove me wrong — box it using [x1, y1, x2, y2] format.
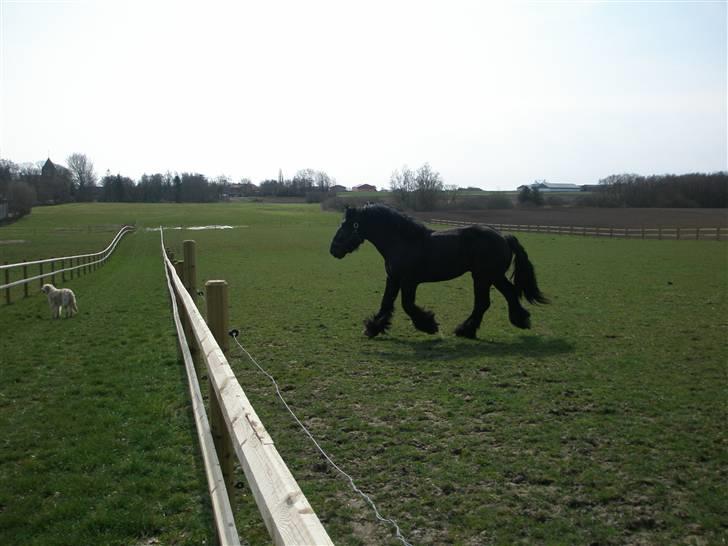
[173, 175, 182, 202]
[517, 186, 532, 204]
[66, 153, 97, 202]
[0, 159, 18, 198]
[314, 171, 331, 192]
[100, 173, 135, 202]
[292, 169, 316, 194]
[518, 185, 544, 207]
[7, 180, 36, 217]
[390, 165, 416, 208]
[414, 163, 443, 210]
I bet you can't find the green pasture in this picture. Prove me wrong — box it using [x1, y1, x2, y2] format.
[1, 203, 726, 545]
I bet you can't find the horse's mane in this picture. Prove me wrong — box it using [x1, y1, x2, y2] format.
[360, 203, 432, 240]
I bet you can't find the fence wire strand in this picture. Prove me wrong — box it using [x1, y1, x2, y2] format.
[230, 333, 414, 546]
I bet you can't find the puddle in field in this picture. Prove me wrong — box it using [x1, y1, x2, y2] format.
[146, 225, 247, 232]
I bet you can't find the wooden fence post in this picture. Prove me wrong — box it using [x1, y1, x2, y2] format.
[677, 227, 681, 240]
[23, 262, 28, 298]
[4, 262, 9, 304]
[39, 262, 44, 288]
[206, 280, 235, 505]
[717, 227, 722, 241]
[658, 226, 663, 240]
[183, 241, 197, 300]
[696, 227, 700, 240]
[51, 258, 56, 285]
[61, 259, 66, 283]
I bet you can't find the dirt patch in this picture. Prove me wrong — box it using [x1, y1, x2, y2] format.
[414, 208, 728, 228]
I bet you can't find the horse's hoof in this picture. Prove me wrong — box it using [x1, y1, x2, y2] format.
[455, 324, 477, 339]
[416, 321, 439, 335]
[363, 327, 379, 338]
[510, 308, 531, 329]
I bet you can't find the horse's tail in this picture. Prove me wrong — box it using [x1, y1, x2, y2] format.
[505, 235, 549, 305]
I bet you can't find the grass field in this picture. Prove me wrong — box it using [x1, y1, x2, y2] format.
[1, 202, 726, 545]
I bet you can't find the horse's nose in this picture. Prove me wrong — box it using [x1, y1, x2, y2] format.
[330, 243, 345, 259]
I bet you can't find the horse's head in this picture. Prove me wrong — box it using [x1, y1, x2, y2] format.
[330, 206, 365, 259]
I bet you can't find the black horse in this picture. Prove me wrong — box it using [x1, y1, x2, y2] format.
[330, 203, 549, 338]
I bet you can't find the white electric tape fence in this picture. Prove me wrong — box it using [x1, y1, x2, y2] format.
[228, 329, 414, 546]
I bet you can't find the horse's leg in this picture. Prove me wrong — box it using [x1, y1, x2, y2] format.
[401, 282, 439, 334]
[455, 273, 491, 338]
[364, 276, 400, 338]
[494, 277, 531, 329]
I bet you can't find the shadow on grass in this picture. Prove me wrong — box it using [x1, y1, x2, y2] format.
[362, 334, 575, 363]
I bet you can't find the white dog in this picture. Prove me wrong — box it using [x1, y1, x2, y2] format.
[41, 283, 78, 319]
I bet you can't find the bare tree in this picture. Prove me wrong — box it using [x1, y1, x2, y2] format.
[414, 163, 443, 211]
[390, 165, 416, 208]
[314, 170, 331, 192]
[66, 153, 97, 201]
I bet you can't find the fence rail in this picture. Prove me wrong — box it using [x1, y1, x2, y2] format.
[429, 219, 725, 240]
[1, 225, 136, 304]
[160, 236, 241, 545]
[160, 231, 332, 546]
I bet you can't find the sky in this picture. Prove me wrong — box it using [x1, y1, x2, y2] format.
[1, 0, 726, 190]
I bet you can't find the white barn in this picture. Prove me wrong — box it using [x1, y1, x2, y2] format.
[520, 182, 582, 192]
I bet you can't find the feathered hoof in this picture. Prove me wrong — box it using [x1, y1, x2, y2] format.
[510, 309, 531, 329]
[455, 322, 477, 339]
[363, 314, 391, 338]
[413, 310, 439, 335]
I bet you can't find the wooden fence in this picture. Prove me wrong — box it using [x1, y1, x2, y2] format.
[0, 225, 136, 305]
[429, 219, 725, 240]
[160, 231, 332, 546]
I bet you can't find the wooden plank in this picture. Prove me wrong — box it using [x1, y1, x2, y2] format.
[163, 241, 333, 546]
[162, 253, 241, 546]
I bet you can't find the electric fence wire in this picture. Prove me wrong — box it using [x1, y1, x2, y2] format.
[229, 331, 414, 546]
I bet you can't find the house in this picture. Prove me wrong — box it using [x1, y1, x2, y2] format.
[519, 181, 581, 192]
[330, 185, 348, 193]
[353, 184, 377, 192]
[40, 158, 74, 203]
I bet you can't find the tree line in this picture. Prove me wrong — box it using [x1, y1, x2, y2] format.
[0, 154, 338, 219]
[2, 153, 725, 221]
[585, 172, 727, 208]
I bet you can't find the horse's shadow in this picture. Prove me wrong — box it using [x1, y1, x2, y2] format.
[361, 334, 574, 363]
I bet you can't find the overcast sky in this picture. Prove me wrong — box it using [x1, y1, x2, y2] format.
[1, 0, 726, 190]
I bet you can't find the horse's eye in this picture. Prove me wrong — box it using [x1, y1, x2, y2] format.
[353, 222, 359, 230]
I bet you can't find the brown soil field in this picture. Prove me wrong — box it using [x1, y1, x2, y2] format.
[413, 207, 728, 228]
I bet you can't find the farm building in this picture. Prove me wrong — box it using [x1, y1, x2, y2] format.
[330, 185, 347, 193]
[518, 181, 582, 192]
[353, 184, 377, 192]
